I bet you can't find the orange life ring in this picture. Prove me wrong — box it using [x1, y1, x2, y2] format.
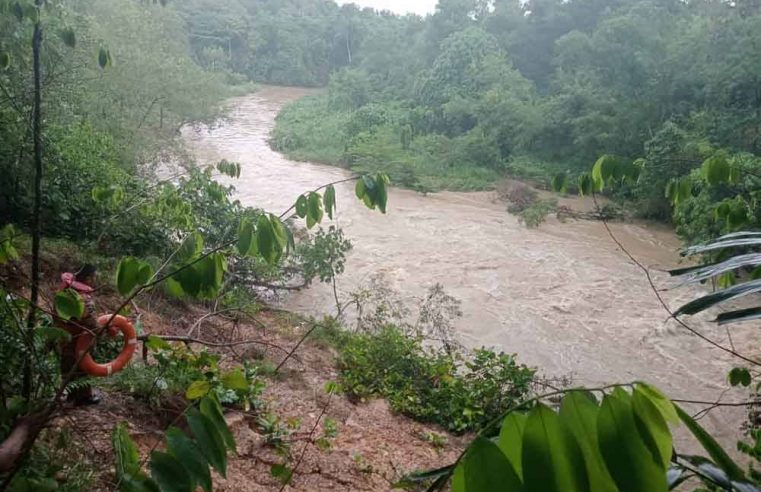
[76, 314, 137, 377]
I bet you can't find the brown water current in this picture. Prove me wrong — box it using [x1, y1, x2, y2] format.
[185, 85, 761, 450]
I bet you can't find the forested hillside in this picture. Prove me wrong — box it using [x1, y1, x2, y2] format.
[267, 0, 761, 242]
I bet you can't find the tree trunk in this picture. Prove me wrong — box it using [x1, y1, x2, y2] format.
[22, 10, 43, 402]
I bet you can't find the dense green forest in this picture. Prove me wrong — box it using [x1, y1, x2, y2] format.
[264, 0, 761, 242]
[3, 0, 761, 490]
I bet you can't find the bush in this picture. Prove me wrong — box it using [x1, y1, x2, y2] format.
[337, 326, 535, 433]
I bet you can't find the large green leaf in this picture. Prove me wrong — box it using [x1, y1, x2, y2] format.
[306, 192, 323, 229]
[717, 307, 761, 325]
[634, 383, 678, 424]
[522, 404, 587, 492]
[221, 369, 248, 391]
[237, 218, 254, 256]
[632, 388, 672, 469]
[674, 278, 761, 316]
[98, 47, 112, 69]
[256, 214, 275, 263]
[701, 153, 731, 186]
[177, 232, 203, 262]
[597, 394, 668, 492]
[116, 257, 152, 296]
[498, 413, 527, 480]
[459, 436, 523, 492]
[113, 422, 140, 478]
[200, 396, 236, 452]
[149, 451, 192, 492]
[165, 428, 212, 492]
[375, 173, 389, 213]
[186, 408, 227, 477]
[675, 405, 745, 482]
[559, 391, 617, 492]
[59, 27, 76, 48]
[185, 380, 210, 400]
[671, 253, 761, 286]
[54, 289, 84, 321]
[324, 184, 336, 220]
[295, 195, 308, 218]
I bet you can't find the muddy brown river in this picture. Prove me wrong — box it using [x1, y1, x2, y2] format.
[185, 85, 760, 449]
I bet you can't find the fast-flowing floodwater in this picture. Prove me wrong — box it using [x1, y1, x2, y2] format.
[185, 85, 760, 449]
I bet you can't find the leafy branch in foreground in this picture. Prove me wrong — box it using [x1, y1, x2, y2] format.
[405, 383, 759, 492]
[113, 395, 234, 492]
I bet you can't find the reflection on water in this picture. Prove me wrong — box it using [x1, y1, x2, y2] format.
[185, 85, 760, 450]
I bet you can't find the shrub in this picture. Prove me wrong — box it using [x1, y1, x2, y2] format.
[337, 326, 535, 433]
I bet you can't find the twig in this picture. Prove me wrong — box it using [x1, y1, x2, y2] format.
[275, 323, 322, 373]
[137, 334, 291, 356]
[278, 393, 334, 491]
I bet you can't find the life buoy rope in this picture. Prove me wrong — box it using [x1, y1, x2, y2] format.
[76, 314, 137, 377]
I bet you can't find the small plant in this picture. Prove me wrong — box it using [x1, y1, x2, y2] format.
[106, 341, 265, 411]
[315, 417, 339, 451]
[420, 430, 448, 451]
[516, 198, 558, 228]
[352, 452, 373, 474]
[257, 412, 296, 453]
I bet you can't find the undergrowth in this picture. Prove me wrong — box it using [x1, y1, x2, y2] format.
[336, 325, 535, 433]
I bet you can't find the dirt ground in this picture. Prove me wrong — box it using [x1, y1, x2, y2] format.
[26, 273, 467, 491]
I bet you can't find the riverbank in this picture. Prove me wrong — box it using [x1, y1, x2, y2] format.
[184, 85, 761, 453]
[270, 91, 504, 192]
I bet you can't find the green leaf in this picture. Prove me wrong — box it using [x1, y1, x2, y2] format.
[458, 436, 523, 492]
[551, 173, 567, 193]
[522, 403, 587, 492]
[270, 464, 292, 484]
[578, 173, 593, 196]
[558, 391, 617, 492]
[634, 383, 678, 424]
[237, 218, 254, 256]
[375, 173, 389, 213]
[306, 192, 323, 229]
[702, 153, 731, 186]
[36, 326, 71, 343]
[145, 335, 171, 352]
[149, 451, 193, 492]
[221, 369, 248, 391]
[0, 51, 10, 70]
[674, 278, 761, 316]
[632, 388, 672, 469]
[597, 394, 668, 492]
[675, 404, 746, 482]
[116, 257, 146, 296]
[186, 407, 227, 477]
[256, 214, 278, 264]
[355, 178, 366, 201]
[324, 184, 336, 220]
[177, 232, 203, 262]
[295, 195, 308, 218]
[498, 412, 527, 480]
[59, 27, 76, 48]
[728, 367, 752, 387]
[185, 380, 211, 400]
[113, 422, 141, 478]
[54, 289, 85, 320]
[98, 47, 110, 69]
[200, 396, 236, 452]
[165, 427, 212, 492]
